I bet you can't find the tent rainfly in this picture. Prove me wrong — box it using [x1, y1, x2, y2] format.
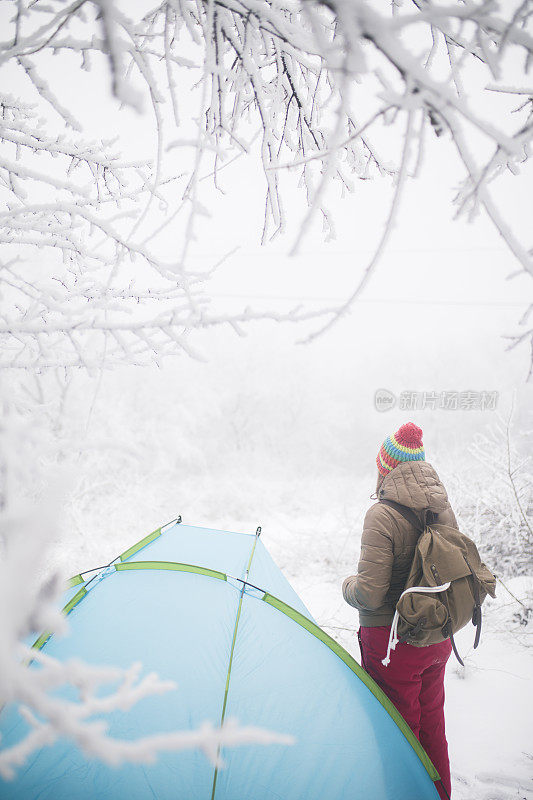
[0, 519, 442, 799]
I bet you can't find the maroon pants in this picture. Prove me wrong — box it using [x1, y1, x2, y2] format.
[359, 625, 452, 800]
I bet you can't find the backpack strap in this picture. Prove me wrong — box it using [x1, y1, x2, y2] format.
[379, 499, 440, 531]
[432, 563, 466, 667]
[440, 597, 465, 667]
[464, 555, 483, 649]
[379, 499, 424, 531]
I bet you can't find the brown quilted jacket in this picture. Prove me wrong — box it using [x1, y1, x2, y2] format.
[342, 461, 458, 626]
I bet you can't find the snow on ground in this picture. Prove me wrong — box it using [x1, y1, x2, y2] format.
[32, 344, 532, 800]
[45, 471, 533, 800]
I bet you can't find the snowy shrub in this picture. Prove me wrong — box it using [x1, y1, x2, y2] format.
[446, 414, 533, 579]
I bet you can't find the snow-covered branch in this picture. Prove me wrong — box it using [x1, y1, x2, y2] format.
[1, 0, 532, 370]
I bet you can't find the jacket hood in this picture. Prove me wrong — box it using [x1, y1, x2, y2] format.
[378, 461, 450, 513]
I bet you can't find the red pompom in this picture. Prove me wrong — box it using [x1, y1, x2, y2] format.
[396, 422, 423, 448]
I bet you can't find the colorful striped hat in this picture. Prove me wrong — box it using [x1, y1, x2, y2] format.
[377, 422, 425, 477]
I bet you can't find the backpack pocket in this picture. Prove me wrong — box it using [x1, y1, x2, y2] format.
[396, 589, 449, 646]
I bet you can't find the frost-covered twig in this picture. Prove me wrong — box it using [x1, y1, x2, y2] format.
[505, 399, 533, 543]
[302, 100, 417, 342]
[496, 575, 529, 611]
[2, 0, 533, 368]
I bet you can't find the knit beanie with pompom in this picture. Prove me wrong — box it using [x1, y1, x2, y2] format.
[376, 422, 425, 477]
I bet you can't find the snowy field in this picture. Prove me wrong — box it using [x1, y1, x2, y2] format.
[48, 506, 533, 800]
[45, 476, 533, 800]
[34, 332, 533, 800]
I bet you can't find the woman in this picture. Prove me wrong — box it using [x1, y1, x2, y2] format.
[343, 422, 455, 800]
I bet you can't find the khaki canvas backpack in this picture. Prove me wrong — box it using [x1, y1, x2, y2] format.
[380, 499, 497, 667]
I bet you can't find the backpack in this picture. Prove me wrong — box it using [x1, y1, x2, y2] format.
[380, 499, 497, 667]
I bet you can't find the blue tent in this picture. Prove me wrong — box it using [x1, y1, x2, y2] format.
[0, 520, 440, 798]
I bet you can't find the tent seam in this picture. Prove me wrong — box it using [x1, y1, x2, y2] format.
[210, 533, 260, 800]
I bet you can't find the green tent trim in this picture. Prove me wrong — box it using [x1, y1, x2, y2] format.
[30, 587, 88, 654]
[119, 528, 162, 562]
[116, 561, 227, 582]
